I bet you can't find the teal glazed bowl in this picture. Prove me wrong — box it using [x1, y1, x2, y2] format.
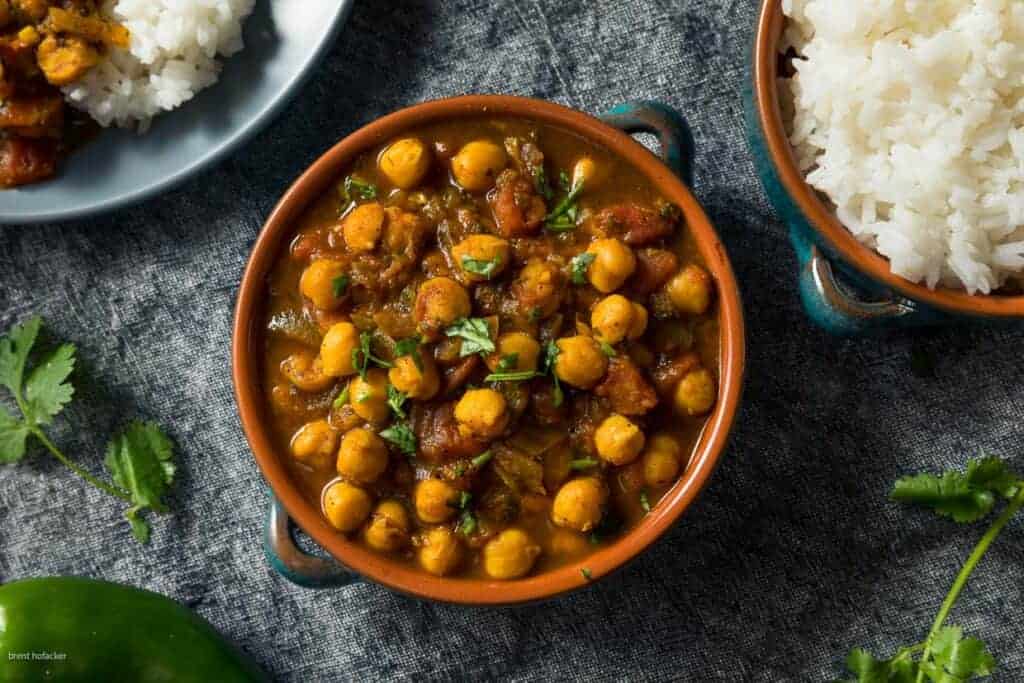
[744, 0, 1024, 335]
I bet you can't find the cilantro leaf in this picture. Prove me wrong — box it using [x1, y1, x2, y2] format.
[24, 343, 75, 424]
[545, 180, 585, 232]
[457, 510, 477, 536]
[445, 318, 495, 357]
[569, 457, 598, 471]
[495, 354, 519, 373]
[569, 253, 595, 285]
[339, 175, 378, 203]
[639, 489, 651, 513]
[103, 421, 176, 543]
[0, 316, 41, 395]
[580, 567, 592, 580]
[471, 450, 493, 469]
[332, 383, 350, 409]
[351, 331, 393, 379]
[484, 370, 537, 383]
[843, 648, 918, 683]
[461, 255, 502, 280]
[331, 275, 350, 298]
[386, 384, 407, 419]
[923, 626, 995, 680]
[891, 457, 1022, 523]
[0, 407, 30, 463]
[541, 341, 564, 407]
[381, 422, 417, 457]
[599, 341, 617, 358]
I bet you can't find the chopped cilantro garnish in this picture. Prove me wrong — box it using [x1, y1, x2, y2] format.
[545, 179, 584, 232]
[445, 318, 495, 357]
[457, 510, 477, 536]
[471, 450, 494, 469]
[332, 383, 350, 409]
[461, 255, 502, 280]
[639, 489, 651, 513]
[485, 370, 537, 383]
[380, 423, 416, 457]
[331, 274, 350, 298]
[541, 341, 564, 407]
[599, 341, 617, 358]
[495, 353, 519, 373]
[569, 253, 596, 285]
[569, 457, 599, 471]
[533, 166, 554, 200]
[351, 331, 393, 379]
[386, 384, 407, 419]
[339, 175, 378, 203]
[393, 336, 423, 371]
[580, 567, 592, 580]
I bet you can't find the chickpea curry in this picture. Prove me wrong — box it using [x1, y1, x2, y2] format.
[0, 1, 127, 187]
[260, 117, 720, 582]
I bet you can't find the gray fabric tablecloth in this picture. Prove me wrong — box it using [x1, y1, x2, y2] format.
[2, 1, 1022, 680]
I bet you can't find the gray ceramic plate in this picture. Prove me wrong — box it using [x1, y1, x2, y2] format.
[0, 0, 353, 225]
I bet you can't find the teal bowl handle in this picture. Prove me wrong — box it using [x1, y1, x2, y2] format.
[264, 497, 361, 589]
[600, 101, 694, 184]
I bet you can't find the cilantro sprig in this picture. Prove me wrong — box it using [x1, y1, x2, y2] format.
[838, 456, 1024, 682]
[386, 384, 407, 419]
[545, 178, 584, 232]
[461, 255, 502, 280]
[380, 422, 416, 457]
[445, 318, 495, 357]
[339, 175, 378, 204]
[0, 317, 176, 543]
[351, 330, 393, 379]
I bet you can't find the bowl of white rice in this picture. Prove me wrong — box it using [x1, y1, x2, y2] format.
[0, 0, 354, 224]
[746, 0, 1024, 332]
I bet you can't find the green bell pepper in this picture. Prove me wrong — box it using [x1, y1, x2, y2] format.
[0, 577, 267, 683]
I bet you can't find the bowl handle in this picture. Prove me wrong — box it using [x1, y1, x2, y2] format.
[790, 223, 947, 335]
[264, 497, 362, 589]
[600, 101, 694, 185]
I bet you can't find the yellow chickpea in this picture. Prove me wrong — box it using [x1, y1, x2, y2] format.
[642, 433, 682, 487]
[571, 156, 607, 189]
[554, 336, 609, 389]
[320, 322, 360, 377]
[674, 367, 716, 416]
[290, 419, 338, 470]
[451, 140, 507, 191]
[451, 234, 511, 282]
[336, 427, 390, 484]
[388, 353, 440, 400]
[594, 414, 645, 466]
[378, 138, 431, 189]
[629, 302, 649, 340]
[322, 480, 373, 532]
[280, 351, 334, 392]
[418, 527, 463, 576]
[364, 499, 411, 552]
[547, 527, 591, 558]
[454, 388, 508, 439]
[485, 332, 541, 372]
[349, 368, 389, 423]
[590, 294, 636, 344]
[342, 202, 386, 253]
[299, 259, 348, 310]
[513, 260, 562, 318]
[414, 478, 460, 524]
[414, 277, 472, 339]
[551, 477, 608, 532]
[482, 528, 542, 580]
[666, 264, 713, 315]
[586, 238, 636, 293]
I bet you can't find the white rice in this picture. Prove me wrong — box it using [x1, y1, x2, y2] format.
[781, 0, 1024, 293]
[62, 0, 255, 130]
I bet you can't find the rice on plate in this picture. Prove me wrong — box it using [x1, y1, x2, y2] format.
[781, 0, 1024, 294]
[66, 0, 255, 129]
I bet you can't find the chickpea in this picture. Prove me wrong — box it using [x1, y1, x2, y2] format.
[280, 351, 333, 392]
[290, 419, 338, 470]
[451, 234, 511, 282]
[349, 368, 389, 423]
[418, 526, 463, 576]
[378, 138, 431, 189]
[551, 477, 608, 532]
[451, 140, 507, 191]
[642, 433, 682, 487]
[299, 259, 348, 310]
[336, 427, 390, 484]
[571, 156, 607, 189]
[485, 332, 541, 372]
[585, 238, 636, 293]
[629, 302, 649, 340]
[482, 528, 541, 580]
[364, 499, 411, 552]
[674, 367, 716, 416]
[388, 353, 440, 400]
[547, 527, 591, 558]
[342, 202, 386, 253]
[554, 336, 608, 389]
[454, 388, 508, 439]
[322, 480, 373, 532]
[590, 294, 636, 344]
[594, 414, 645, 465]
[320, 322, 360, 377]
[414, 277, 471, 340]
[666, 264, 713, 315]
[513, 260, 562, 318]
[414, 478, 460, 523]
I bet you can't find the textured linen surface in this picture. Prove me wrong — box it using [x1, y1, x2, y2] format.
[1, 1, 1023, 681]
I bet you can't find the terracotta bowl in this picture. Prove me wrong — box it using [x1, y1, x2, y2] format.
[232, 95, 746, 605]
[746, 0, 1024, 334]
